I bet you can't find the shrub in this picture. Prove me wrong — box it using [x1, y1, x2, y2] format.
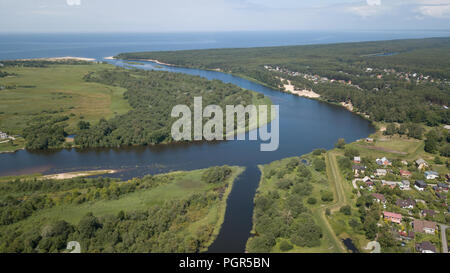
[313, 158, 326, 172]
[277, 179, 293, 190]
[312, 148, 326, 155]
[201, 166, 232, 184]
[279, 240, 293, 252]
[340, 205, 352, 215]
[335, 138, 346, 149]
[321, 191, 334, 202]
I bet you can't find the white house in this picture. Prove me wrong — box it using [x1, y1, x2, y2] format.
[400, 180, 410, 190]
[376, 157, 391, 166]
[424, 171, 439, 180]
[375, 169, 387, 177]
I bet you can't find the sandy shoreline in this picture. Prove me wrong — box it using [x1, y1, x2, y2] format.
[42, 169, 117, 180]
[118, 58, 173, 66]
[143, 59, 175, 66]
[16, 56, 96, 62]
[104, 56, 115, 60]
[281, 78, 320, 98]
[340, 101, 354, 112]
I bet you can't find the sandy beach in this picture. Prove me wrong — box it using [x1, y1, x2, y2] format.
[340, 101, 354, 112]
[144, 59, 175, 66]
[17, 56, 96, 62]
[42, 169, 117, 180]
[104, 56, 115, 60]
[281, 78, 320, 98]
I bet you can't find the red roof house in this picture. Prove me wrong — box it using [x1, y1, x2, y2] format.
[383, 211, 402, 224]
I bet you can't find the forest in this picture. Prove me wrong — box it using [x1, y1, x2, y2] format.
[0, 166, 241, 253]
[118, 37, 450, 126]
[6, 64, 269, 150]
[75, 68, 264, 148]
[247, 156, 329, 252]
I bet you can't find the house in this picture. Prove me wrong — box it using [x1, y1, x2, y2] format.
[415, 242, 436, 253]
[376, 157, 391, 166]
[421, 209, 436, 218]
[415, 158, 428, 170]
[0, 131, 7, 140]
[414, 180, 427, 191]
[396, 199, 415, 209]
[400, 180, 410, 190]
[362, 176, 373, 188]
[383, 211, 402, 224]
[401, 160, 408, 166]
[372, 193, 386, 203]
[382, 180, 400, 189]
[425, 171, 439, 180]
[353, 156, 361, 164]
[375, 169, 387, 177]
[362, 176, 372, 183]
[366, 138, 374, 143]
[352, 165, 366, 176]
[413, 219, 437, 234]
[399, 170, 412, 178]
[437, 182, 449, 192]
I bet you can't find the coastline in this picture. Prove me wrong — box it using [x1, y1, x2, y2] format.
[14, 56, 97, 62]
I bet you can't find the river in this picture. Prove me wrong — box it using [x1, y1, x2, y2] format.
[0, 58, 374, 252]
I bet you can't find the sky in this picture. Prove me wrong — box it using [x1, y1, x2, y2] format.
[0, 0, 450, 33]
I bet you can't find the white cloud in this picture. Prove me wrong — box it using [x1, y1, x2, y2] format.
[66, 0, 81, 6]
[417, 5, 450, 17]
[367, 0, 381, 6]
[348, 0, 383, 17]
[415, 0, 450, 17]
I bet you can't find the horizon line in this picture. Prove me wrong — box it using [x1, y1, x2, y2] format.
[1, 29, 450, 35]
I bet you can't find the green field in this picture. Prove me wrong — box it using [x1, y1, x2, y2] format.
[0, 63, 131, 135]
[30, 168, 241, 224]
[0, 166, 244, 253]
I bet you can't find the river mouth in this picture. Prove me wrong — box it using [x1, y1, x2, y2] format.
[0, 59, 375, 252]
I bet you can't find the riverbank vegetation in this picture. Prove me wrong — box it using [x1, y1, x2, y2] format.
[0, 60, 271, 151]
[0, 165, 243, 253]
[118, 37, 450, 126]
[247, 154, 341, 253]
[75, 68, 270, 148]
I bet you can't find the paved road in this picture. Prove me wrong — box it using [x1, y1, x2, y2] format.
[439, 224, 449, 253]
